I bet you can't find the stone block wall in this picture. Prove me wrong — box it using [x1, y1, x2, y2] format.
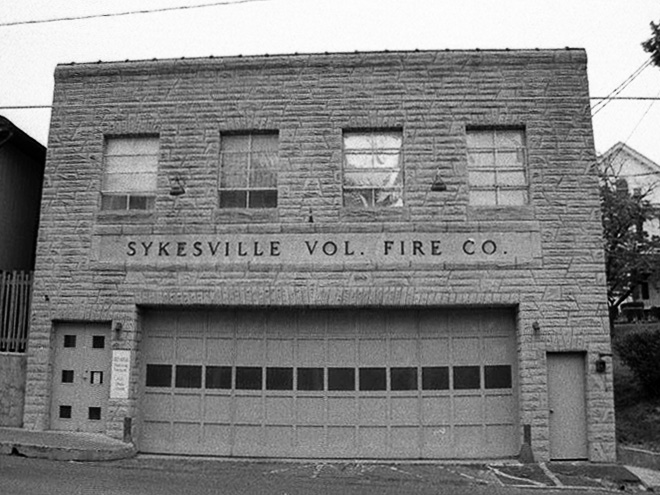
[0, 354, 26, 427]
[25, 49, 614, 460]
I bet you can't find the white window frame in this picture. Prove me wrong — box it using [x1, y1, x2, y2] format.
[101, 136, 159, 211]
[218, 132, 279, 209]
[342, 130, 403, 208]
[466, 128, 528, 206]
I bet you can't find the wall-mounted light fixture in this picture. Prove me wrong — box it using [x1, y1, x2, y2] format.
[430, 171, 447, 192]
[114, 322, 123, 338]
[595, 352, 612, 373]
[532, 321, 540, 333]
[169, 175, 186, 196]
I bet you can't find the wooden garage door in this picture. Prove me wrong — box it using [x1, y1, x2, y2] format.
[140, 308, 518, 458]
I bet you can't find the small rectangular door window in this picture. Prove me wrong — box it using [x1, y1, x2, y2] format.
[61, 370, 74, 383]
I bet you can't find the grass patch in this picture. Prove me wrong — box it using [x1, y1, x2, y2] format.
[613, 324, 660, 451]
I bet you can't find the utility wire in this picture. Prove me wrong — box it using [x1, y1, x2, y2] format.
[0, 0, 270, 27]
[592, 58, 652, 116]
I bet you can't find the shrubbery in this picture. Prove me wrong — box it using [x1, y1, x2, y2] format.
[615, 330, 660, 397]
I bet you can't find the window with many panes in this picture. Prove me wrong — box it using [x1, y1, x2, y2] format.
[101, 137, 159, 211]
[466, 128, 527, 206]
[343, 131, 403, 208]
[219, 132, 279, 208]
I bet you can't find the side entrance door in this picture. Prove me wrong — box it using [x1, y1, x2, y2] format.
[547, 352, 588, 460]
[50, 322, 111, 433]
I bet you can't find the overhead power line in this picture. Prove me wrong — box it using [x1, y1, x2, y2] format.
[0, 0, 270, 27]
[592, 58, 653, 116]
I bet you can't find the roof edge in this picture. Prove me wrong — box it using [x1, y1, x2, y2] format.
[0, 115, 47, 161]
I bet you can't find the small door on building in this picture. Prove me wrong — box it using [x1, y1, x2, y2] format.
[50, 322, 111, 433]
[547, 352, 588, 460]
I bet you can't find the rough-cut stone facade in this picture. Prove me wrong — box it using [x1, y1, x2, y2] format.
[25, 49, 614, 461]
[0, 354, 26, 427]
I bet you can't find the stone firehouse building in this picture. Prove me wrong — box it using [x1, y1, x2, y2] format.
[24, 49, 615, 461]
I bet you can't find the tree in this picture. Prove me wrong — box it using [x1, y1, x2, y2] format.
[600, 172, 660, 322]
[642, 20, 660, 67]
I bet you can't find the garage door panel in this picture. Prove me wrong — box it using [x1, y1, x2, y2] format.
[173, 394, 202, 422]
[208, 311, 236, 335]
[177, 313, 206, 336]
[297, 397, 325, 425]
[141, 422, 172, 452]
[356, 311, 384, 336]
[327, 426, 355, 455]
[234, 426, 262, 455]
[202, 424, 231, 455]
[483, 336, 513, 362]
[236, 339, 264, 364]
[206, 338, 233, 363]
[390, 339, 418, 365]
[422, 426, 452, 457]
[391, 427, 420, 456]
[203, 395, 231, 422]
[391, 397, 419, 425]
[172, 422, 202, 453]
[266, 340, 294, 364]
[265, 397, 294, 423]
[485, 394, 515, 423]
[267, 311, 294, 335]
[454, 425, 484, 457]
[419, 312, 448, 335]
[328, 397, 356, 424]
[358, 427, 388, 456]
[145, 337, 175, 362]
[297, 340, 325, 365]
[175, 338, 204, 362]
[143, 393, 173, 421]
[358, 398, 388, 425]
[358, 339, 387, 364]
[453, 396, 484, 424]
[297, 427, 325, 455]
[485, 425, 517, 456]
[422, 396, 451, 424]
[148, 313, 177, 336]
[264, 426, 293, 455]
[451, 312, 480, 334]
[326, 312, 354, 335]
[420, 339, 449, 364]
[234, 396, 263, 423]
[452, 338, 481, 363]
[238, 313, 266, 335]
[327, 340, 355, 365]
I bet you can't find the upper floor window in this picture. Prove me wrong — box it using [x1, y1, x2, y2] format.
[466, 128, 527, 206]
[343, 131, 403, 208]
[101, 137, 159, 211]
[219, 132, 278, 208]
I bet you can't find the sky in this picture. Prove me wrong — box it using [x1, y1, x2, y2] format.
[1, 0, 659, 163]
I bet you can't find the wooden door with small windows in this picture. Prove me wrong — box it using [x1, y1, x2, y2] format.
[50, 322, 111, 433]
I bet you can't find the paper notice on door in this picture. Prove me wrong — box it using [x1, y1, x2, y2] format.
[110, 350, 131, 399]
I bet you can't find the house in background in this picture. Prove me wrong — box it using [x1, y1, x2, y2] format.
[599, 142, 660, 314]
[0, 115, 46, 426]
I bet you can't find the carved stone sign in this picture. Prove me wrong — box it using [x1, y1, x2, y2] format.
[94, 232, 541, 269]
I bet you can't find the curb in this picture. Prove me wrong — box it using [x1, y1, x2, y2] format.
[618, 446, 660, 471]
[0, 439, 136, 462]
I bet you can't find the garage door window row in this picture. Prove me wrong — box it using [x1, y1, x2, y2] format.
[146, 364, 511, 391]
